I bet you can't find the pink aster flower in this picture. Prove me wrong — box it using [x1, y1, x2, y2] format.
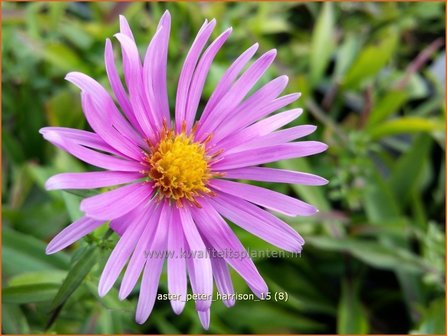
[41, 11, 328, 328]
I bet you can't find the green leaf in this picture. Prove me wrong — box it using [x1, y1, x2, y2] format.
[334, 33, 361, 79]
[224, 303, 325, 333]
[337, 280, 369, 334]
[307, 237, 425, 273]
[49, 246, 99, 311]
[3, 227, 69, 276]
[412, 297, 446, 334]
[2, 304, 30, 333]
[342, 27, 398, 90]
[41, 43, 88, 73]
[45, 89, 83, 128]
[59, 21, 94, 49]
[3, 283, 59, 304]
[62, 191, 84, 221]
[310, 2, 335, 85]
[367, 89, 409, 126]
[8, 271, 67, 287]
[368, 117, 444, 139]
[277, 159, 330, 212]
[362, 168, 401, 223]
[97, 310, 125, 334]
[389, 135, 432, 206]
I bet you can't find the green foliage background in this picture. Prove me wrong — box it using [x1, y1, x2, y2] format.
[2, 1, 445, 334]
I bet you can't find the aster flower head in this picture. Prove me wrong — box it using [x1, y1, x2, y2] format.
[41, 11, 328, 328]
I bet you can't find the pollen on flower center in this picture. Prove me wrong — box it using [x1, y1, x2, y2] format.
[145, 126, 214, 205]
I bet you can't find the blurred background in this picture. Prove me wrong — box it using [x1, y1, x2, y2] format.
[2, 1, 445, 334]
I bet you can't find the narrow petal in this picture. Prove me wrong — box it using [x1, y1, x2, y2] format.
[143, 11, 171, 126]
[167, 207, 187, 314]
[212, 93, 301, 145]
[119, 15, 136, 86]
[119, 202, 161, 300]
[223, 167, 328, 186]
[46, 217, 104, 254]
[175, 19, 216, 132]
[227, 125, 317, 154]
[80, 182, 154, 220]
[114, 33, 157, 140]
[212, 75, 288, 141]
[142, 27, 166, 130]
[216, 108, 303, 150]
[110, 205, 146, 236]
[98, 206, 148, 297]
[119, 15, 135, 40]
[183, 28, 232, 131]
[184, 250, 213, 317]
[212, 141, 328, 171]
[105, 38, 143, 135]
[196, 49, 277, 140]
[197, 309, 210, 330]
[191, 199, 268, 298]
[135, 201, 170, 324]
[209, 250, 235, 307]
[247, 108, 303, 136]
[45, 171, 142, 190]
[65, 72, 145, 149]
[200, 43, 259, 126]
[118, 14, 155, 137]
[41, 130, 142, 172]
[39, 127, 121, 156]
[179, 207, 213, 311]
[210, 179, 317, 216]
[210, 192, 304, 252]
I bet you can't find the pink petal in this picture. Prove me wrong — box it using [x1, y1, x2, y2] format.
[184, 256, 211, 328]
[224, 167, 328, 185]
[167, 207, 187, 314]
[200, 43, 259, 126]
[135, 201, 170, 324]
[105, 38, 143, 135]
[197, 309, 210, 330]
[143, 11, 171, 126]
[209, 251, 235, 307]
[183, 28, 232, 131]
[142, 27, 167, 130]
[216, 108, 303, 150]
[247, 108, 304, 136]
[114, 33, 157, 140]
[98, 206, 148, 297]
[119, 202, 161, 300]
[191, 199, 268, 298]
[184, 251, 213, 318]
[109, 205, 145, 236]
[210, 192, 304, 252]
[179, 207, 213, 311]
[196, 49, 277, 140]
[41, 130, 142, 172]
[39, 127, 121, 156]
[65, 72, 144, 149]
[118, 15, 136, 84]
[210, 179, 317, 217]
[80, 182, 154, 220]
[119, 15, 135, 40]
[175, 19, 216, 132]
[209, 75, 288, 145]
[227, 125, 317, 153]
[45, 171, 142, 190]
[46, 216, 104, 254]
[213, 93, 301, 145]
[212, 141, 328, 171]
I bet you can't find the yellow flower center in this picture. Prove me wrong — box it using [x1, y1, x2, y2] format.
[146, 125, 214, 206]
